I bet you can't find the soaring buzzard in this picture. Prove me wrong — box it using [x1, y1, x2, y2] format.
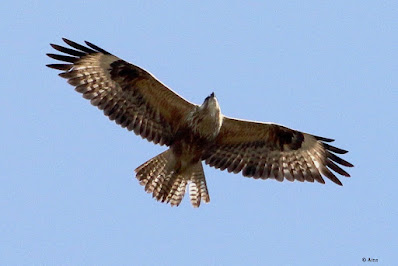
[47, 39, 353, 207]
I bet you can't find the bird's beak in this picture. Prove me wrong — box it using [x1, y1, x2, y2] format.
[210, 92, 215, 98]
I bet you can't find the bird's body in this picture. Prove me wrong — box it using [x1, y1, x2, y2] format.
[47, 39, 353, 207]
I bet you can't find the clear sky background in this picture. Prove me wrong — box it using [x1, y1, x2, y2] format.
[1, 1, 397, 265]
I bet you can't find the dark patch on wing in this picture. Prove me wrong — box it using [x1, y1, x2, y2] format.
[271, 125, 304, 151]
[110, 60, 142, 86]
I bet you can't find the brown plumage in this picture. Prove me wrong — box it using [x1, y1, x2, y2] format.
[47, 38, 353, 207]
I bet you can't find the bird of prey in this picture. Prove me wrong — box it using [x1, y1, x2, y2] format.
[47, 38, 353, 207]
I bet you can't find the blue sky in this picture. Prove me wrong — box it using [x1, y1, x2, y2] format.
[1, 1, 397, 265]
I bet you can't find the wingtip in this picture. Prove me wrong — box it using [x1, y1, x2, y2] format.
[62, 38, 75, 46]
[46, 63, 60, 70]
[333, 177, 343, 186]
[314, 135, 335, 142]
[84, 40, 111, 54]
[46, 53, 57, 59]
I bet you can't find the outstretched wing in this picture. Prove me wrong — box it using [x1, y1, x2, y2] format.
[202, 117, 353, 185]
[47, 38, 195, 146]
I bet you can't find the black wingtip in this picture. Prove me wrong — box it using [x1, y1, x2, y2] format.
[314, 135, 335, 142]
[332, 177, 343, 186]
[323, 143, 349, 154]
[47, 63, 73, 70]
[84, 40, 111, 54]
[327, 159, 351, 177]
[47, 53, 78, 63]
[327, 151, 353, 168]
[62, 38, 74, 47]
[61, 38, 97, 54]
[62, 37, 72, 43]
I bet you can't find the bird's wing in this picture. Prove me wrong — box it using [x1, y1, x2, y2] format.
[202, 116, 353, 185]
[47, 38, 195, 146]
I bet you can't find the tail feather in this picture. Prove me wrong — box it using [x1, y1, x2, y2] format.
[189, 182, 200, 207]
[151, 172, 166, 198]
[159, 171, 177, 203]
[188, 163, 210, 207]
[165, 175, 187, 206]
[135, 149, 210, 207]
[144, 165, 165, 193]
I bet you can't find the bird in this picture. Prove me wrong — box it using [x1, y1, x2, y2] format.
[47, 38, 353, 208]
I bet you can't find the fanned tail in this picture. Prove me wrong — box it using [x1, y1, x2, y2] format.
[135, 149, 210, 207]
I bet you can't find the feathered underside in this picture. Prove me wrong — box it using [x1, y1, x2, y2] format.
[47, 38, 353, 208]
[203, 117, 353, 185]
[47, 38, 195, 146]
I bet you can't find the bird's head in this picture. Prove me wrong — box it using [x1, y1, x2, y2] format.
[202, 92, 217, 106]
[187, 92, 223, 138]
[200, 92, 220, 115]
